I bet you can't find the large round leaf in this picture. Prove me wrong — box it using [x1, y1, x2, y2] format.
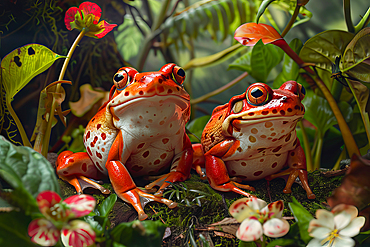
[299, 30, 354, 72]
[1, 44, 65, 100]
[342, 27, 370, 82]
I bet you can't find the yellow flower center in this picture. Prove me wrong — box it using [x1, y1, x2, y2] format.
[320, 229, 340, 246]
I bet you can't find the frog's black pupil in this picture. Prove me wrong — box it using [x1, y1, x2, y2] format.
[301, 85, 306, 95]
[177, 68, 185, 77]
[114, 74, 124, 82]
[251, 88, 263, 98]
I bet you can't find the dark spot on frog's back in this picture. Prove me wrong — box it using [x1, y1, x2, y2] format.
[28, 47, 35, 55]
[14, 56, 22, 67]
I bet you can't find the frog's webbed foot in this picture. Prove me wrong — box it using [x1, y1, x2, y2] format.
[59, 175, 111, 195]
[145, 171, 188, 196]
[107, 161, 177, 221]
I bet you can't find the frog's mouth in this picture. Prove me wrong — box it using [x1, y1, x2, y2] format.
[222, 115, 304, 136]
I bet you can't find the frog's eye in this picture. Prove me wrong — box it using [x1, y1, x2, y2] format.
[113, 70, 129, 90]
[232, 101, 244, 113]
[246, 83, 272, 106]
[298, 84, 306, 100]
[172, 66, 186, 85]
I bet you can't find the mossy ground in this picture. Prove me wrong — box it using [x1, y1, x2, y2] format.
[58, 169, 343, 246]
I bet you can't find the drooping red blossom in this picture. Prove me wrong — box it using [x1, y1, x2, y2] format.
[65, 1, 117, 39]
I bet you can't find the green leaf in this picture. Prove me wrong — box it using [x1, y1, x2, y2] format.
[355, 229, 370, 244]
[256, 0, 277, 23]
[299, 30, 355, 73]
[266, 238, 296, 247]
[0, 136, 60, 214]
[108, 220, 166, 247]
[228, 48, 252, 73]
[0, 211, 37, 247]
[97, 194, 117, 218]
[273, 38, 303, 88]
[186, 115, 210, 142]
[342, 27, 370, 82]
[250, 39, 284, 82]
[0, 44, 65, 100]
[303, 90, 353, 137]
[115, 15, 150, 61]
[288, 197, 313, 244]
[238, 241, 257, 247]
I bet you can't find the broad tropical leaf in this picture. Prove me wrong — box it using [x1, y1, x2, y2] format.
[0, 44, 65, 100]
[299, 30, 354, 72]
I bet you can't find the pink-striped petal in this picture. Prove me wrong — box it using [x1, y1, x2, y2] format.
[65, 7, 79, 30]
[28, 218, 60, 246]
[64, 194, 96, 218]
[245, 197, 267, 211]
[263, 218, 290, 238]
[61, 220, 96, 247]
[261, 200, 284, 218]
[36, 191, 62, 218]
[236, 218, 263, 241]
[229, 198, 261, 223]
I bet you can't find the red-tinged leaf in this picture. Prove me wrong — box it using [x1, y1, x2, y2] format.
[234, 23, 282, 46]
[28, 218, 60, 246]
[61, 220, 96, 247]
[64, 194, 96, 218]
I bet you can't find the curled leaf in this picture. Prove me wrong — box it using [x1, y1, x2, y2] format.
[234, 22, 282, 46]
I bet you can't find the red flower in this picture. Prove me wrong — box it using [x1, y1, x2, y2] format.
[64, 1, 117, 39]
[28, 191, 96, 247]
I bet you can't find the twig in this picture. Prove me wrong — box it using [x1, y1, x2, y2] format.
[149, 205, 166, 224]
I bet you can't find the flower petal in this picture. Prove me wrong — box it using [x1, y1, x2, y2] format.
[263, 218, 290, 238]
[61, 220, 96, 247]
[339, 216, 366, 237]
[28, 218, 60, 246]
[312, 209, 335, 230]
[332, 204, 358, 228]
[261, 200, 284, 218]
[333, 208, 356, 230]
[229, 198, 265, 222]
[306, 238, 322, 247]
[36, 191, 62, 218]
[308, 224, 331, 239]
[64, 194, 96, 218]
[94, 20, 117, 38]
[236, 218, 263, 242]
[65, 7, 79, 30]
[331, 236, 355, 247]
[79, 1, 101, 22]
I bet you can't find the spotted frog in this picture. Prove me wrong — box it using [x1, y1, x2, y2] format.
[57, 63, 193, 220]
[193, 81, 315, 199]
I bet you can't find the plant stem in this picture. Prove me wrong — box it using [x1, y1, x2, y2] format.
[343, 0, 355, 33]
[298, 121, 313, 171]
[41, 29, 86, 157]
[314, 134, 324, 170]
[281, 4, 300, 37]
[5, 97, 32, 147]
[190, 72, 248, 105]
[272, 39, 360, 157]
[333, 147, 346, 170]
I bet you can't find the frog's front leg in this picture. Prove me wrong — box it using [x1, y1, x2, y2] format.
[267, 138, 315, 199]
[106, 131, 177, 221]
[145, 134, 194, 196]
[204, 139, 255, 197]
[56, 151, 110, 194]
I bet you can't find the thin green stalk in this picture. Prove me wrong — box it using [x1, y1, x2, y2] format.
[5, 97, 31, 147]
[314, 134, 324, 170]
[298, 121, 313, 171]
[330, 80, 344, 102]
[281, 4, 300, 37]
[41, 28, 86, 157]
[343, 0, 355, 33]
[347, 79, 370, 144]
[332, 147, 346, 170]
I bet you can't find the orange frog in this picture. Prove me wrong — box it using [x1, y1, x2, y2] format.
[57, 63, 193, 220]
[193, 81, 315, 199]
